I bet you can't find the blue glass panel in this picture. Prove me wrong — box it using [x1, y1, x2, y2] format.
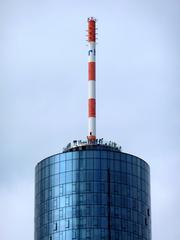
[79, 151, 86, 158]
[66, 230, 72, 239]
[54, 155, 59, 163]
[126, 154, 132, 163]
[79, 158, 86, 169]
[52, 186, 59, 197]
[66, 160, 72, 171]
[110, 158, 114, 170]
[86, 150, 93, 158]
[86, 170, 93, 181]
[114, 152, 120, 160]
[60, 161, 65, 172]
[121, 161, 127, 173]
[66, 152, 72, 160]
[73, 158, 79, 170]
[60, 173, 65, 184]
[87, 158, 93, 169]
[108, 151, 114, 159]
[101, 151, 107, 158]
[66, 207, 72, 218]
[55, 174, 59, 185]
[121, 153, 126, 162]
[132, 164, 138, 175]
[101, 171, 108, 181]
[45, 166, 49, 178]
[114, 160, 120, 171]
[101, 158, 107, 170]
[80, 182, 86, 192]
[80, 171, 86, 181]
[66, 172, 72, 183]
[54, 163, 59, 174]
[94, 170, 101, 181]
[94, 158, 100, 169]
[66, 183, 72, 194]
[72, 151, 79, 159]
[50, 164, 55, 175]
[49, 156, 55, 165]
[60, 154, 66, 161]
[94, 151, 100, 158]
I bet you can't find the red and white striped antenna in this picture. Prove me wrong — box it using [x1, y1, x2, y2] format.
[87, 17, 97, 142]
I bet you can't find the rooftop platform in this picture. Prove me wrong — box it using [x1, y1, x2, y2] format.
[63, 139, 121, 153]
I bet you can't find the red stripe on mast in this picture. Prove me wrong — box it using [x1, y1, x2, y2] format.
[88, 99, 96, 117]
[88, 62, 96, 80]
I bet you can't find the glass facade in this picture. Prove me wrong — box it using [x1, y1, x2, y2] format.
[35, 145, 151, 240]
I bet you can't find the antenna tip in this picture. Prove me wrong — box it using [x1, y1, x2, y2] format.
[87, 17, 96, 22]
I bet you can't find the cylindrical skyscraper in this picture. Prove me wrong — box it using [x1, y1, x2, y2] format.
[35, 145, 151, 240]
[34, 18, 151, 240]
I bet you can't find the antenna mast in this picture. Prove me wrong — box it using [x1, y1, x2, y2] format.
[87, 17, 96, 142]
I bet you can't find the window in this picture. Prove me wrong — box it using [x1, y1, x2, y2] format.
[53, 199, 58, 209]
[80, 194, 86, 204]
[53, 222, 57, 231]
[60, 208, 63, 218]
[66, 172, 72, 183]
[101, 183, 105, 192]
[66, 183, 72, 194]
[72, 151, 79, 159]
[86, 182, 92, 192]
[101, 171, 107, 181]
[54, 163, 59, 174]
[66, 207, 72, 218]
[66, 160, 72, 171]
[80, 182, 86, 192]
[121, 162, 127, 173]
[72, 229, 76, 239]
[66, 152, 72, 160]
[101, 158, 107, 169]
[60, 154, 66, 161]
[127, 163, 132, 174]
[80, 171, 86, 181]
[114, 160, 120, 171]
[54, 174, 59, 186]
[87, 170, 93, 181]
[79, 158, 86, 169]
[94, 151, 100, 158]
[73, 159, 79, 170]
[60, 161, 65, 172]
[60, 173, 65, 184]
[108, 151, 114, 159]
[60, 184, 64, 196]
[86, 150, 93, 158]
[101, 151, 107, 158]
[66, 219, 70, 228]
[94, 158, 100, 169]
[60, 196, 65, 207]
[60, 220, 65, 231]
[94, 170, 101, 181]
[65, 195, 71, 206]
[94, 182, 100, 192]
[87, 158, 93, 169]
[80, 151, 86, 158]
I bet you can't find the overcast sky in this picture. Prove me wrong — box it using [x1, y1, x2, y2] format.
[0, 0, 180, 239]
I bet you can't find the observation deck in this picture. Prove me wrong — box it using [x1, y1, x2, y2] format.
[63, 139, 122, 153]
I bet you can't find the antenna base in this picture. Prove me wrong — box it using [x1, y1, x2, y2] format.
[87, 135, 96, 143]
